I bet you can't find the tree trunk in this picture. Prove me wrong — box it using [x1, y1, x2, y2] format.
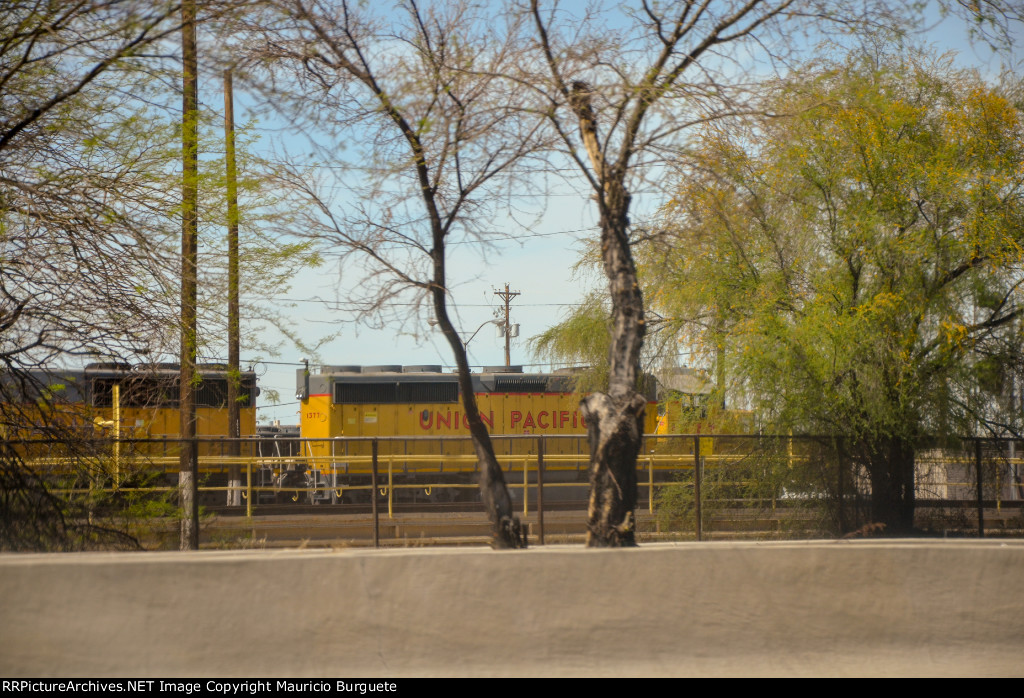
[558, 77, 648, 546]
[431, 285, 526, 549]
[429, 234, 525, 547]
[866, 436, 916, 534]
[584, 180, 647, 547]
[581, 391, 646, 546]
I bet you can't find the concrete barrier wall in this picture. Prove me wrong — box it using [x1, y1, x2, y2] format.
[2, 540, 1023, 677]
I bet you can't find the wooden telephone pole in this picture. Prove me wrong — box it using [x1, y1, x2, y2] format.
[493, 283, 520, 367]
[224, 68, 242, 506]
[179, 0, 199, 550]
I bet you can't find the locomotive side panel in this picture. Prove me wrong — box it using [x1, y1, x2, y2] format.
[6, 365, 259, 490]
[296, 365, 659, 480]
[6, 365, 258, 441]
[297, 365, 659, 440]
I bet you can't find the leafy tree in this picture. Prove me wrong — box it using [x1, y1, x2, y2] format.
[521, 0, 1016, 545]
[190, 117, 324, 361]
[643, 49, 1024, 532]
[1, 2, 188, 367]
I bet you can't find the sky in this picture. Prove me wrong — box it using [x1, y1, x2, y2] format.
[199, 3, 1021, 426]
[248, 188, 608, 424]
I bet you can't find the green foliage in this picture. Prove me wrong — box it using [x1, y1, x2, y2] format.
[635, 47, 1024, 530]
[93, 468, 180, 549]
[189, 115, 326, 361]
[530, 292, 611, 392]
[648, 49, 1024, 445]
[0, 1, 321, 550]
[0, 441, 185, 552]
[654, 436, 843, 538]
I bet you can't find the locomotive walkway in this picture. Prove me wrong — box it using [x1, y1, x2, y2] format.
[2, 540, 1023, 677]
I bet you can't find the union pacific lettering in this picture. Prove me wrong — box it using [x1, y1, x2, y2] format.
[418, 409, 495, 430]
[510, 409, 585, 430]
[418, 408, 586, 432]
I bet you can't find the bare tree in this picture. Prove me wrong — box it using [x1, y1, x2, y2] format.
[0, 0, 257, 549]
[525, 0, 802, 545]
[243, 0, 549, 547]
[0, 2, 189, 549]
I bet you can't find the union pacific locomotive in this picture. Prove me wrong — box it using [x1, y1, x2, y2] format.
[1, 362, 259, 439]
[297, 364, 659, 441]
[98, 362, 259, 438]
[2, 363, 261, 502]
[290, 364, 660, 503]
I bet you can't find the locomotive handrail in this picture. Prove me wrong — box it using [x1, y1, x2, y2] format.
[15, 450, 785, 475]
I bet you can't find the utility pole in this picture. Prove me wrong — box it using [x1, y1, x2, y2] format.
[179, 0, 199, 550]
[224, 68, 241, 507]
[493, 283, 520, 367]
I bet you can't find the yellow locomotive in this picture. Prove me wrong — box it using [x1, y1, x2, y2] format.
[84, 362, 259, 439]
[297, 364, 661, 438]
[3, 362, 259, 465]
[294, 364, 660, 502]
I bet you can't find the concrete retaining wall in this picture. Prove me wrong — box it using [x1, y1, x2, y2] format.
[2, 540, 1023, 677]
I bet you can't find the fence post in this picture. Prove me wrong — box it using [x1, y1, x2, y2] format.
[371, 439, 380, 549]
[112, 384, 120, 487]
[976, 438, 985, 538]
[537, 437, 545, 546]
[694, 435, 702, 542]
[388, 454, 394, 519]
[523, 455, 528, 516]
[648, 450, 654, 514]
[246, 459, 252, 519]
[837, 443, 845, 536]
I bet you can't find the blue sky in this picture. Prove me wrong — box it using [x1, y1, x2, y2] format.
[206, 3, 1021, 425]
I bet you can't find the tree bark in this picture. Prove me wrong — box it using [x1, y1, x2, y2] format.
[559, 80, 648, 547]
[583, 179, 647, 547]
[581, 391, 646, 546]
[866, 436, 916, 534]
[430, 270, 526, 549]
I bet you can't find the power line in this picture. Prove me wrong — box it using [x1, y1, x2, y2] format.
[264, 297, 584, 309]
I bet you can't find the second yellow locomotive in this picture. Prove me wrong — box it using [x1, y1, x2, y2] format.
[294, 364, 659, 502]
[297, 364, 659, 439]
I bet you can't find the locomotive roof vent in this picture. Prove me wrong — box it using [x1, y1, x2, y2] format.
[195, 363, 228, 371]
[402, 365, 442, 373]
[139, 362, 181, 371]
[483, 365, 523, 373]
[363, 365, 402, 373]
[494, 375, 549, 392]
[85, 362, 132, 371]
[320, 365, 361, 373]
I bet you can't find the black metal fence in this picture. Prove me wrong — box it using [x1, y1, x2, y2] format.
[7, 433, 1024, 539]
